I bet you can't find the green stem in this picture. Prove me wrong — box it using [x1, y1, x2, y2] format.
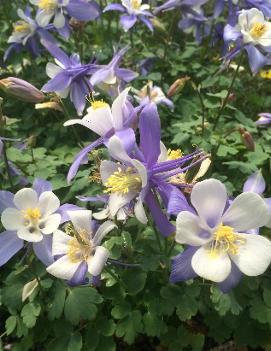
[213, 53, 243, 131]
[2, 141, 14, 190]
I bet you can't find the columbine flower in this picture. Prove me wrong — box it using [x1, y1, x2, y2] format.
[0, 179, 61, 266]
[46, 210, 116, 285]
[89, 47, 138, 97]
[170, 178, 271, 292]
[99, 103, 205, 236]
[256, 112, 271, 126]
[64, 88, 136, 182]
[223, 8, 271, 74]
[4, 7, 56, 61]
[104, 0, 154, 32]
[133, 81, 174, 110]
[41, 40, 97, 115]
[30, 0, 100, 28]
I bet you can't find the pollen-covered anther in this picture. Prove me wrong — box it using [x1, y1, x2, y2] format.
[209, 224, 246, 257]
[90, 99, 109, 110]
[22, 208, 41, 222]
[38, 0, 57, 11]
[250, 22, 267, 38]
[67, 229, 92, 263]
[104, 167, 141, 194]
[131, 0, 142, 10]
[167, 149, 183, 160]
[13, 21, 30, 33]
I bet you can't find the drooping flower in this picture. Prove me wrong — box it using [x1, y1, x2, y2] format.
[223, 8, 271, 74]
[256, 112, 271, 126]
[170, 178, 271, 292]
[133, 81, 174, 110]
[4, 7, 56, 61]
[41, 40, 97, 115]
[46, 210, 116, 285]
[98, 103, 206, 235]
[64, 88, 136, 182]
[103, 0, 154, 32]
[30, 0, 100, 28]
[89, 47, 138, 97]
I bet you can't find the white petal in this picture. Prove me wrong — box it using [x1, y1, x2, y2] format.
[36, 10, 54, 27]
[157, 142, 168, 163]
[230, 233, 271, 276]
[107, 135, 133, 163]
[111, 88, 130, 130]
[38, 191, 60, 216]
[68, 210, 93, 235]
[191, 246, 231, 283]
[41, 213, 61, 235]
[222, 192, 269, 231]
[191, 179, 227, 228]
[109, 192, 135, 217]
[17, 227, 43, 242]
[46, 62, 62, 78]
[131, 159, 147, 188]
[93, 208, 110, 220]
[116, 208, 128, 221]
[93, 220, 117, 246]
[176, 211, 213, 246]
[1, 208, 24, 231]
[47, 255, 80, 280]
[14, 188, 38, 210]
[51, 229, 70, 255]
[57, 87, 70, 98]
[64, 105, 114, 137]
[193, 158, 211, 181]
[53, 11, 65, 28]
[134, 198, 148, 224]
[88, 246, 109, 276]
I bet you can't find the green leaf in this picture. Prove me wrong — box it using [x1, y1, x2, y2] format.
[64, 288, 101, 324]
[96, 317, 116, 336]
[111, 302, 131, 319]
[48, 282, 67, 320]
[96, 336, 116, 351]
[122, 269, 147, 295]
[143, 312, 167, 337]
[5, 315, 17, 335]
[116, 310, 142, 345]
[21, 302, 41, 328]
[67, 332, 82, 351]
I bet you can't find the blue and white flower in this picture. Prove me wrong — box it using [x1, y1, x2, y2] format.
[170, 178, 271, 291]
[46, 210, 116, 285]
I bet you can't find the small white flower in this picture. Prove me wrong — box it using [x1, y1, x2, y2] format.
[1, 188, 61, 242]
[238, 8, 271, 46]
[8, 9, 36, 46]
[121, 0, 150, 15]
[175, 178, 271, 283]
[47, 210, 116, 280]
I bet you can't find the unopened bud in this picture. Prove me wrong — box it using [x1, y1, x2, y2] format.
[239, 128, 255, 151]
[27, 135, 37, 147]
[69, 18, 86, 30]
[168, 77, 190, 97]
[0, 77, 44, 103]
[35, 101, 63, 112]
[150, 18, 166, 32]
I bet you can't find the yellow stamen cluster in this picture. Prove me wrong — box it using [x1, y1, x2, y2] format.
[91, 99, 109, 110]
[104, 167, 141, 194]
[22, 208, 41, 221]
[209, 224, 246, 257]
[38, 0, 57, 11]
[13, 21, 30, 33]
[250, 22, 266, 38]
[131, 0, 141, 10]
[260, 69, 271, 79]
[66, 227, 92, 263]
[167, 149, 183, 160]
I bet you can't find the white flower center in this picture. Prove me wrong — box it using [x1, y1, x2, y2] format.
[38, 0, 58, 11]
[66, 228, 93, 263]
[22, 208, 44, 233]
[250, 22, 267, 39]
[104, 167, 142, 194]
[13, 21, 31, 34]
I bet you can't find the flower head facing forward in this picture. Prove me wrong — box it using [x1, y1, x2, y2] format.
[41, 40, 97, 115]
[1, 187, 61, 243]
[46, 210, 116, 285]
[103, 1, 154, 32]
[171, 178, 271, 290]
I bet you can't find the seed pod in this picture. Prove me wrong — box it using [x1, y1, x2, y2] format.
[168, 76, 190, 97]
[239, 128, 255, 151]
[0, 77, 44, 103]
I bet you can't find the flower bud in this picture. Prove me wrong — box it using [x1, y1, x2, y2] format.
[168, 76, 190, 97]
[0, 77, 44, 103]
[239, 128, 255, 151]
[35, 101, 63, 112]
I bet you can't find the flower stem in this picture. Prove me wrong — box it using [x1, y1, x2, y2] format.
[2, 141, 14, 190]
[212, 53, 243, 131]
